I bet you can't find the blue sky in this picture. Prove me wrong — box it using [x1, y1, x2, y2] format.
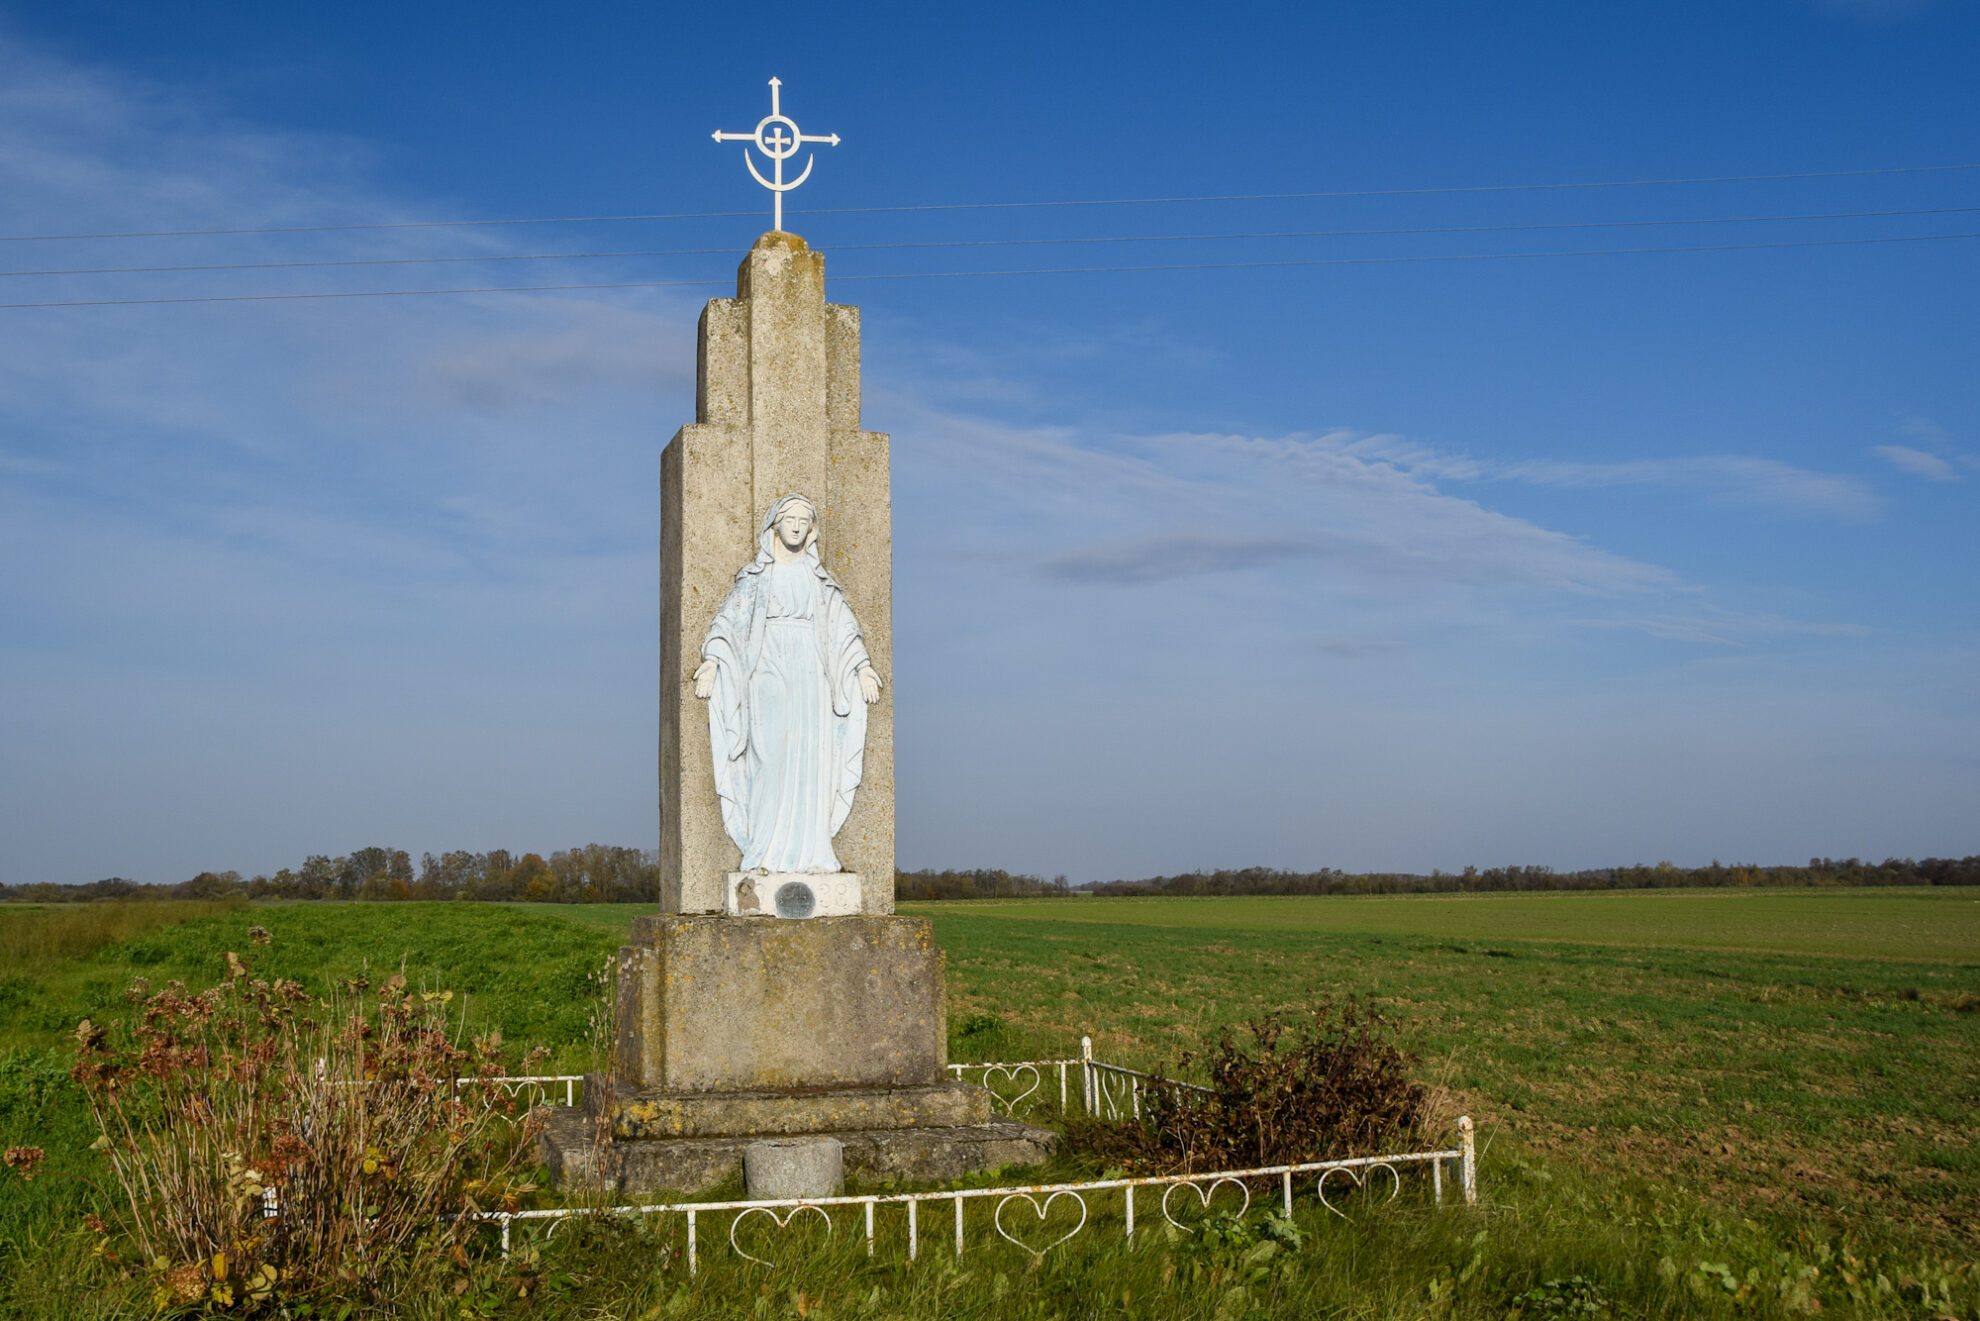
[1, 1, 1975, 885]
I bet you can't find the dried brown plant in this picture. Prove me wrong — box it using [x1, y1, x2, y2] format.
[69, 946, 543, 1309]
[1071, 999, 1429, 1175]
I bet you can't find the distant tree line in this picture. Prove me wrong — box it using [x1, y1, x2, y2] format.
[0, 844, 661, 905]
[1085, 856, 1980, 897]
[7, 852, 1974, 905]
[893, 868, 1073, 901]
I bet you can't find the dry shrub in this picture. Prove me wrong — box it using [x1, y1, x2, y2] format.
[1071, 999, 1428, 1174]
[69, 943, 543, 1309]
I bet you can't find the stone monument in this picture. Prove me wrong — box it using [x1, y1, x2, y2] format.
[541, 82, 1055, 1193]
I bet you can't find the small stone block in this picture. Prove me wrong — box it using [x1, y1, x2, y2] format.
[744, 1138, 844, 1200]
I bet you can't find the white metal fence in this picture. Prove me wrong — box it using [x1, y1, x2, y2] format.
[469, 1036, 1478, 1272]
[481, 1123, 1476, 1269]
[946, 1036, 1216, 1119]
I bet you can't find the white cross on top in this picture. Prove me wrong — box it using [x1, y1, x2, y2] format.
[712, 78, 841, 233]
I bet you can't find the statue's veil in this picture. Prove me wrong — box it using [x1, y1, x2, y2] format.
[740, 493, 836, 585]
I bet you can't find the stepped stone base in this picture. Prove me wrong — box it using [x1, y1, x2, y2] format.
[539, 1104, 1056, 1194]
[547, 909, 1055, 1195]
[605, 1078, 994, 1140]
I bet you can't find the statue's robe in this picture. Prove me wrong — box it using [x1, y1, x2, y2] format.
[700, 537, 871, 873]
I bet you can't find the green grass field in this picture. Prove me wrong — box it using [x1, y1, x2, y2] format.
[2, 891, 1975, 1319]
[913, 888, 1980, 962]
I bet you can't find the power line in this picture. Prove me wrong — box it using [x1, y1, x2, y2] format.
[0, 277, 727, 308]
[827, 231, 1980, 282]
[0, 246, 741, 278]
[804, 163, 1980, 216]
[6, 206, 1976, 279]
[2, 163, 1975, 244]
[2, 230, 1972, 310]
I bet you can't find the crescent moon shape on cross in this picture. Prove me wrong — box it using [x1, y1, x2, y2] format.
[745, 150, 815, 194]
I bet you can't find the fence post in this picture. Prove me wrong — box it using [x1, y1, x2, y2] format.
[954, 1195, 965, 1259]
[1124, 1184, 1134, 1241]
[1081, 1035, 1094, 1114]
[1058, 1061, 1067, 1112]
[1281, 1169, 1293, 1217]
[865, 1199, 875, 1257]
[907, 1198, 918, 1261]
[686, 1210, 697, 1275]
[1459, 1116, 1476, 1205]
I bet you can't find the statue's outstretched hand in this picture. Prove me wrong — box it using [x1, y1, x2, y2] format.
[859, 666, 883, 704]
[692, 659, 717, 700]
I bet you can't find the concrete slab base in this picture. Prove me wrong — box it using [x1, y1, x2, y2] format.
[539, 1104, 1058, 1195]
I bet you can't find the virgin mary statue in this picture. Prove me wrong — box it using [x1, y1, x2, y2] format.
[693, 494, 883, 874]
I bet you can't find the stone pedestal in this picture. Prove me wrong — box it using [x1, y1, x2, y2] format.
[541, 914, 1056, 1194]
[542, 232, 1055, 1196]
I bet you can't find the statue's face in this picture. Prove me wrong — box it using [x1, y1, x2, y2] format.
[773, 506, 814, 552]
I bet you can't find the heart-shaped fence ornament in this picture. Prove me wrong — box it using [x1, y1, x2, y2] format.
[993, 1191, 1088, 1258]
[1160, 1176, 1252, 1232]
[1316, 1163, 1401, 1218]
[1093, 1072, 1133, 1119]
[728, 1204, 833, 1267]
[460, 1078, 533, 1114]
[979, 1065, 1042, 1115]
[490, 1080, 534, 1110]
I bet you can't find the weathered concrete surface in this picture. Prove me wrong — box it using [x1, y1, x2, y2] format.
[614, 915, 945, 1093]
[540, 1105, 1058, 1195]
[661, 232, 893, 915]
[603, 1080, 991, 1140]
[744, 1138, 844, 1200]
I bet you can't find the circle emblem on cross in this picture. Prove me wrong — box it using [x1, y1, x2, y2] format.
[754, 114, 803, 160]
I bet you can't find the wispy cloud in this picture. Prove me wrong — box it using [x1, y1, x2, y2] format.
[1872, 444, 1960, 481]
[1040, 533, 1311, 583]
[1259, 432, 1881, 520]
[1582, 608, 1870, 647]
[1871, 417, 1970, 482]
[1501, 456, 1882, 519]
[886, 412, 1680, 598]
